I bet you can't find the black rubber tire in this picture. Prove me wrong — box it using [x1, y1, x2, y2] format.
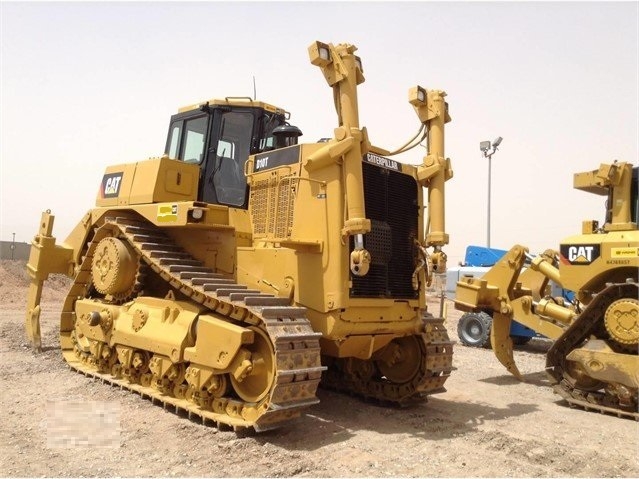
[511, 335, 532, 346]
[457, 311, 493, 348]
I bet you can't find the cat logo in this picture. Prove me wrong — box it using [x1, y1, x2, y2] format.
[365, 153, 400, 171]
[101, 172, 123, 198]
[559, 244, 600, 265]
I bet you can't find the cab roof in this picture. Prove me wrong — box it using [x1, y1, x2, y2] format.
[178, 97, 288, 116]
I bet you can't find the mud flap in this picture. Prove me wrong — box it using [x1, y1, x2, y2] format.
[490, 312, 523, 380]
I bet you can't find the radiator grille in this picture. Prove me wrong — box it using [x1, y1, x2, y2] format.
[250, 178, 270, 235]
[350, 162, 419, 299]
[249, 175, 297, 239]
[276, 177, 296, 238]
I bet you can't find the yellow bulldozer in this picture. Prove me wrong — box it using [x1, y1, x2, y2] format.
[24, 41, 454, 432]
[455, 161, 638, 419]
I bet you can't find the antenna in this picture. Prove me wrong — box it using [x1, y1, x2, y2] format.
[253, 76, 256, 100]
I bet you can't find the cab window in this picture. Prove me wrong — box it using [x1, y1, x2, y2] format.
[167, 124, 181, 159]
[181, 116, 208, 164]
[257, 111, 286, 152]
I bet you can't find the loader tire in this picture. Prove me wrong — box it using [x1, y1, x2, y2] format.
[457, 311, 492, 348]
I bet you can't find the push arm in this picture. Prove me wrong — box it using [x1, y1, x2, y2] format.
[408, 87, 453, 273]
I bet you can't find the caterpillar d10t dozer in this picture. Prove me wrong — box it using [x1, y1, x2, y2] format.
[455, 161, 638, 419]
[25, 41, 454, 432]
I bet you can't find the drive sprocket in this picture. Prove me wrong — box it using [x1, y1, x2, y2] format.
[91, 236, 142, 302]
[604, 298, 639, 346]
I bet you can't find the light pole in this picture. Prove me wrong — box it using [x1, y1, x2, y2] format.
[479, 137, 503, 248]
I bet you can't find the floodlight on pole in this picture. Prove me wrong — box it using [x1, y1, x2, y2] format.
[480, 137, 503, 248]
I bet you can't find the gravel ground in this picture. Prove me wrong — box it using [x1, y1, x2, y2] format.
[0, 260, 637, 477]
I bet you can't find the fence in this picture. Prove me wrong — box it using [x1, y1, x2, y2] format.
[0, 241, 31, 261]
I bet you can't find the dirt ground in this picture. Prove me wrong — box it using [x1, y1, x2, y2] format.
[0, 259, 637, 478]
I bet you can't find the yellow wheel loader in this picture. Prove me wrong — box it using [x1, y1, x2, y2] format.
[456, 161, 638, 419]
[25, 41, 454, 432]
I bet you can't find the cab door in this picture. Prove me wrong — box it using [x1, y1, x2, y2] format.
[165, 111, 210, 201]
[200, 109, 255, 208]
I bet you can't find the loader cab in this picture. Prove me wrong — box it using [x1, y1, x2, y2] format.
[164, 100, 299, 209]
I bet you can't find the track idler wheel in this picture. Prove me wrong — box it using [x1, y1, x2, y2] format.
[375, 336, 421, 384]
[230, 327, 275, 403]
[564, 359, 606, 392]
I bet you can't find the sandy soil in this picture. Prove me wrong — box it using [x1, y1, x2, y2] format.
[0, 260, 637, 478]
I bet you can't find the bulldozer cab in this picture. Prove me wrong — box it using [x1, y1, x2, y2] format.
[164, 100, 297, 209]
[573, 162, 638, 232]
[602, 165, 638, 227]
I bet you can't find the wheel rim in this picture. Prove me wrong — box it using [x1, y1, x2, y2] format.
[460, 316, 486, 345]
[230, 327, 275, 403]
[469, 322, 482, 337]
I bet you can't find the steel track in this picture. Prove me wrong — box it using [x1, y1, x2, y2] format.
[546, 281, 639, 420]
[321, 316, 454, 404]
[60, 215, 325, 432]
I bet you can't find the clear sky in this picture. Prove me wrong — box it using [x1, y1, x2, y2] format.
[1, 1, 637, 266]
